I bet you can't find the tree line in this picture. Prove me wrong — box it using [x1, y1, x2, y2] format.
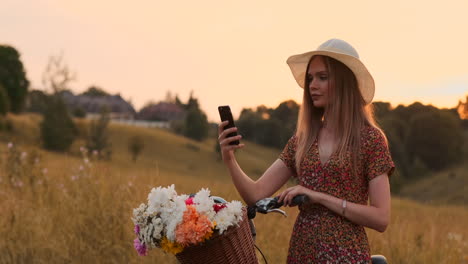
[233, 99, 468, 192]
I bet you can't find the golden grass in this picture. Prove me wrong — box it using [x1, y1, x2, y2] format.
[0, 114, 467, 264]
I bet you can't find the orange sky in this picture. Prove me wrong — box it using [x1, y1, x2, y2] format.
[2, 0, 467, 121]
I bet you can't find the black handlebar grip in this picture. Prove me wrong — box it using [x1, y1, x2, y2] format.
[290, 195, 308, 206]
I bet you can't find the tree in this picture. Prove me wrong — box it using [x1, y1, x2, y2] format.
[0, 84, 9, 116]
[406, 110, 463, 171]
[164, 90, 175, 103]
[42, 53, 76, 94]
[236, 100, 299, 149]
[40, 95, 77, 151]
[25, 89, 48, 113]
[81, 86, 110, 97]
[392, 102, 437, 123]
[271, 100, 299, 147]
[379, 115, 410, 190]
[185, 91, 199, 110]
[174, 94, 183, 108]
[73, 107, 87, 118]
[0, 45, 30, 113]
[128, 136, 144, 162]
[237, 108, 261, 140]
[40, 54, 77, 152]
[373, 101, 392, 123]
[183, 105, 209, 141]
[86, 107, 112, 160]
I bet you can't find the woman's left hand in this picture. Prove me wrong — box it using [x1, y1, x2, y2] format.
[278, 185, 320, 207]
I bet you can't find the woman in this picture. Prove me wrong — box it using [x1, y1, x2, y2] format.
[218, 38, 394, 263]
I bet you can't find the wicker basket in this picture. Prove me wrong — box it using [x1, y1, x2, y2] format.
[175, 207, 258, 264]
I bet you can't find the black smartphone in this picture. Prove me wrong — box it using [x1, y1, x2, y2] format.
[218, 105, 240, 145]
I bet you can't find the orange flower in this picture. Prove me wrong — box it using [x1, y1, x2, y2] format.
[175, 205, 214, 246]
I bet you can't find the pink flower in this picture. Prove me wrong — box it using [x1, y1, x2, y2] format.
[213, 203, 227, 213]
[134, 225, 140, 235]
[185, 197, 194, 205]
[133, 238, 147, 256]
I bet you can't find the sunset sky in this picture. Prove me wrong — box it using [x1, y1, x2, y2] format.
[2, 0, 467, 121]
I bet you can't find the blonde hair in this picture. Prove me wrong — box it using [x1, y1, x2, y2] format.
[295, 55, 382, 177]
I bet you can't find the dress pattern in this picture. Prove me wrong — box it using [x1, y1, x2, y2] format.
[279, 125, 395, 264]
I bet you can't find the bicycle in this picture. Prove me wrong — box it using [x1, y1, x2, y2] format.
[246, 195, 388, 264]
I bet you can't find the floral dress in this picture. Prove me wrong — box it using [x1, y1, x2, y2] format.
[279, 125, 395, 264]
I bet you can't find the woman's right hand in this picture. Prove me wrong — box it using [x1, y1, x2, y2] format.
[218, 121, 244, 163]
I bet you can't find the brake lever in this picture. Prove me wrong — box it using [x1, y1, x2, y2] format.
[265, 208, 287, 217]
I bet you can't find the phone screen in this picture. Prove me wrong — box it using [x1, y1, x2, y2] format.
[218, 105, 240, 145]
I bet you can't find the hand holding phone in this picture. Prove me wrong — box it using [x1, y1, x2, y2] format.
[218, 105, 240, 145]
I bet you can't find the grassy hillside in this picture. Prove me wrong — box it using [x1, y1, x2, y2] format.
[398, 130, 468, 206]
[0, 114, 467, 264]
[399, 163, 468, 206]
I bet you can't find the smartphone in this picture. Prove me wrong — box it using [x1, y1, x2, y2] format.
[218, 105, 240, 145]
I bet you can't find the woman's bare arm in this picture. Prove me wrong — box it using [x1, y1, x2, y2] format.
[279, 174, 391, 232]
[226, 159, 293, 205]
[218, 121, 293, 205]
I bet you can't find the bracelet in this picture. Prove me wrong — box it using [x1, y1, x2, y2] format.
[341, 199, 347, 216]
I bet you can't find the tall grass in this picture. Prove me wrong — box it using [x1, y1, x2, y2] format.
[0, 115, 467, 263]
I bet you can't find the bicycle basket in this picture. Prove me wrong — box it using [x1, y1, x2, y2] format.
[175, 207, 258, 264]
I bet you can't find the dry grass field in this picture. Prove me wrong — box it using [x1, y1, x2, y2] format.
[0, 114, 467, 264]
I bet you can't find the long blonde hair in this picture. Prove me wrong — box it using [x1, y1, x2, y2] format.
[295, 55, 381, 177]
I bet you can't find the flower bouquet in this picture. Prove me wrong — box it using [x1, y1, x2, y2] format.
[132, 185, 258, 264]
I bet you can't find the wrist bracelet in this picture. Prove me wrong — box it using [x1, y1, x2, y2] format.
[341, 199, 347, 216]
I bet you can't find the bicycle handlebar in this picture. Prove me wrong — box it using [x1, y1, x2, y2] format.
[247, 195, 308, 219]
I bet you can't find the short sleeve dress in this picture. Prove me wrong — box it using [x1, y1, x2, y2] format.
[279, 125, 395, 264]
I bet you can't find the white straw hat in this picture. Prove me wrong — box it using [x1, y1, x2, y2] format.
[286, 38, 375, 104]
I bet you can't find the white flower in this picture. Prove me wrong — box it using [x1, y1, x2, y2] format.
[152, 217, 163, 240]
[213, 209, 236, 234]
[194, 188, 215, 219]
[132, 203, 148, 226]
[213, 200, 243, 234]
[7, 142, 13, 149]
[162, 194, 187, 242]
[141, 224, 153, 246]
[226, 200, 243, 223]
[147, 184, 177, 214]
[138, 216, 164, 248]
[144, 185, 187, 242]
